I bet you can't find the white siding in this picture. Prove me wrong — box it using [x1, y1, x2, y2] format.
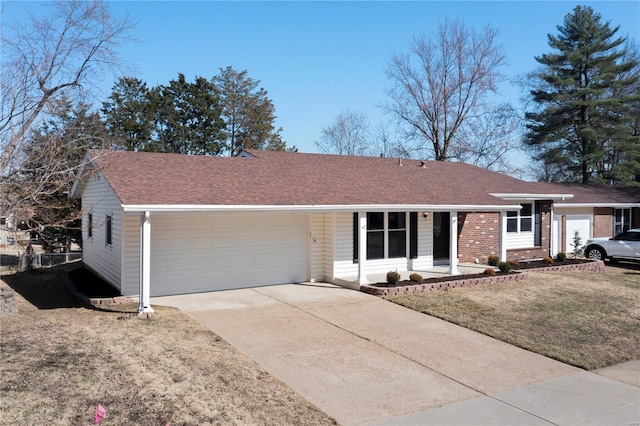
[121, 214, 141, 296]
[81, 172, 122, 290]
[506, 232, 535, 250]
[412, 212, 433, 270]
[331, 211, 434, 280]
[324, 213, 336, 280]
[309, 213, 326, 282]
[333, 212, 358, 278]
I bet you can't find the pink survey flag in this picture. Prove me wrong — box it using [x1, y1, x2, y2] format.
[94, 404, 106, 424]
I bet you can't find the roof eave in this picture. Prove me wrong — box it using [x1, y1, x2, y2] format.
[491, 193, 574, 201]
[554, 203, 640, 208]
[122, 203, 523, 214]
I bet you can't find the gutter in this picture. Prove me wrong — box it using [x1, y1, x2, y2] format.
[122, 203, 524, 214]
[490, 193, 574, 201]
[554, 203, 640, 208]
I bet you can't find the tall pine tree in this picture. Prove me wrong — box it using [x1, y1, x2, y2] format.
[524, 5, 640, 184]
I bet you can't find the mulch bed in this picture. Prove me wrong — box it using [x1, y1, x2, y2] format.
[513, 258, 592, 270]
[68, 267, 120, 298]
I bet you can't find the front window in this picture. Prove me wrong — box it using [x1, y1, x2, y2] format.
[507, 204, 533, 233]
[366, 213, 384, 259]
[366, 212, 407, 260]
[614, 208, 631, 236]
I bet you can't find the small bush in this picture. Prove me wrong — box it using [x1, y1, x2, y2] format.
[543, 257, 554, 265]
[487, 255, 500, 266]
[555, 252, 567, 262]
[498, 261, 513, 273]
[386, 270, 401, 285]
[507, 259, 520, 268]
[409, 273, 423, 283]
[483, 268, 496, 276]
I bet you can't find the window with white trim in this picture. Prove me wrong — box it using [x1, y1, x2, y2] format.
[105, 215, 112, 246]
[507, 203, 533, 233]
[614, 208, 631, 236]
[366, 212, 407, 260]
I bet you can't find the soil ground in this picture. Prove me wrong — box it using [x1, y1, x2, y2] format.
[388, 261, 640, 370]
[0, 265, 336, 425]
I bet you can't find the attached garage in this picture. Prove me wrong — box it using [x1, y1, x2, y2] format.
[148, 213, 309, 297]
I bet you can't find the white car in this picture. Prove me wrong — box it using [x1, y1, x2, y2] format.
[584, 229, 640, 261]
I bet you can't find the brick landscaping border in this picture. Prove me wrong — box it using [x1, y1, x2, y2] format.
[359, 260, 605, 297]
[518, 259, 605, 274]
[360, 271, 529, 296]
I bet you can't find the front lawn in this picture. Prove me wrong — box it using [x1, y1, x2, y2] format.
[0, 267, 336, 425]
[388, 262, 640, 370]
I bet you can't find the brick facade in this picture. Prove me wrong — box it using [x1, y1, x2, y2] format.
[457, 202, 553, 263]
[593, 207, 613, 238]
[457, 212, 500, 263]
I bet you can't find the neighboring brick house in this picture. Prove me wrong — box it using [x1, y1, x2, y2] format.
[549, 184, 640, 255]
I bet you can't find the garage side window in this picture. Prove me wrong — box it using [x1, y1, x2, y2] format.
[105, 215, 112, 246]
[88, 214, 93, 239]
[507, 204, 533, 233]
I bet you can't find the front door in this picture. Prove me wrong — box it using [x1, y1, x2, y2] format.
[433, 212, 450, 261]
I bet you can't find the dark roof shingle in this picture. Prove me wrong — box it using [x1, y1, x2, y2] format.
[84, 149, 580, 208]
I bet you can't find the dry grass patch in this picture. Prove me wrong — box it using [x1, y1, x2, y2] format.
[388, 263, 640, 370]
[1, 267, 336, 425]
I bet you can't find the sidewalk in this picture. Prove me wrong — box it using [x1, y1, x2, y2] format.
[374, 360, 640, 425]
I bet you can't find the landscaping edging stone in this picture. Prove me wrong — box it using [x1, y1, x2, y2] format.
[516, 259, 605, 273]
[360, 271, 529, 296]
[0, 283, 18, 316]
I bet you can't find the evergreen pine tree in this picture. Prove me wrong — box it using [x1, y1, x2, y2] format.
[525, 5, 640, 184]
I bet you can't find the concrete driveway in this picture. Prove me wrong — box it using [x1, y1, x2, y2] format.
[153, 283, 639, 425]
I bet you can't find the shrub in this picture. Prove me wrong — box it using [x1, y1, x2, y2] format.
[487, 255, 500, 266]
[498, 261, 512, 273]
[483, 268, 496, 276]
[543, 257, 554, 265]
[386, 270, 401, 285]
[409, 273, 423, 283]
[555, 252, 567, 262]
[507, 259, 520, 268]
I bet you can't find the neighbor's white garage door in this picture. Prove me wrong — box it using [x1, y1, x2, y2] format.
[565, 215, 592, 253]
[149, 213, 308, 296]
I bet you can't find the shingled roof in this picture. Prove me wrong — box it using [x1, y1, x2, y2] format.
[550, 183, 640, 205]
[76, 149, 574, 210]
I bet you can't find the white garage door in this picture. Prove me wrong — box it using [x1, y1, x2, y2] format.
[149, 213, 308, 296]
[565, 215, 592, 253]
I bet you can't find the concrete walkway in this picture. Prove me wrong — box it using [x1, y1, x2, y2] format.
[153, 283, 640, 425]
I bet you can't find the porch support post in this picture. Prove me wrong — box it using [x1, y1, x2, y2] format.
[500, 211, 508, 261]
[138, 211, 154, 315]
[449, 211, 459, 275]
[357, 212, 368, 285]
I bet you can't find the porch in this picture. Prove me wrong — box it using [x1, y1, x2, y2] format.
[331, 263, 492, 289]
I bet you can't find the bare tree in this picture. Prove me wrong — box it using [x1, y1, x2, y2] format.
[449, 103, 524, 175]
[1, 1, 133, 241]
[315, 110, 371, 156]
[384, 20, 507, 161]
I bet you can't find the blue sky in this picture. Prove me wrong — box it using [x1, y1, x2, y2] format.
[4, 1, 639, 166]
